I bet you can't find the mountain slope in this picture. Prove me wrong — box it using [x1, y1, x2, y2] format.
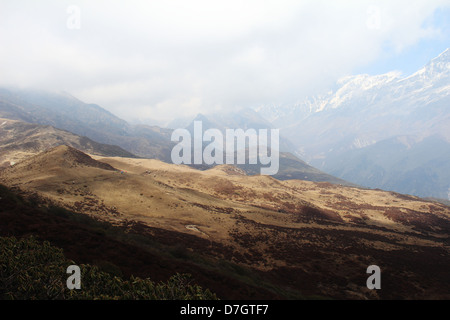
[3, 145, 117, 173]
[0, 88, 351, 186]
[0, 185, 267, 300]
[0, 88, 174, 161]
[238, 151, 353, 185]
[1, 146, 449, 299]
[0, 88, 129, 139]
[325, 135, 450, 199]
[185, 109, 297, 152]
[183, 113, 353, 185]
[0, 118, 137, 168]
[255, 49, 450, 198]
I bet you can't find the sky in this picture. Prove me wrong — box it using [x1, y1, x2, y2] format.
[1, 0, 449, 123]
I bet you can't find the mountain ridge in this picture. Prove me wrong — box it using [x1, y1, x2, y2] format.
[2, 145, 117, 174]
[0, 91, 353, 186]
[0, 88, 174, 161]
[254, 48, 450, 199]
[0, 118, 137, 168]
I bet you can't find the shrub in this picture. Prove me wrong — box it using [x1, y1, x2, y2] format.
[0, 236, 217, 300]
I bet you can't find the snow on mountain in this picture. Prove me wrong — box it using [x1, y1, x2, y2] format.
[405, 48, 450, 83]
[257, 48, 450, 129]
[253, 49, 450, 199]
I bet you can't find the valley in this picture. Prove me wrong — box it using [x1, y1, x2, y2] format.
[1, 2, 449, 304]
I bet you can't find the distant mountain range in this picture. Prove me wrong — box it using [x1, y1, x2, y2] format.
[1, 53, 449, 300]
[0, 87, 350, 186]
[255, 49, 450, 199]
[182, 112, 352, 185]
[0, 87, 174, 162]
[3, 50, 448, 197]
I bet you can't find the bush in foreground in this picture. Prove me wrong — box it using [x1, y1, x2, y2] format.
[0, 236, 217, 300]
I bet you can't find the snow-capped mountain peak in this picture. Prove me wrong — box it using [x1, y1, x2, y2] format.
[255, 48, 450, 124]
[403, 48, 450, 83]
[252, 49, 450, 200]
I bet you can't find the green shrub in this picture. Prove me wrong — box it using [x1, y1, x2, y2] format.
[0, 236, 67, 300]
[0, 236, 217, 300]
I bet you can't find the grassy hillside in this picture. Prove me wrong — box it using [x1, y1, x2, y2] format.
[0, 183, 288, 300]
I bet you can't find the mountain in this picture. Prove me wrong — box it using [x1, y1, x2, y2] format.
[0, 88, 129, 139]
[185, 109, 297, 152]
[1, 146, 449, 299]
[4, 145, 117, 173]
[324, 134, 450, 199]
[0, 87, 174, 161]
[255, 49, 450, 199]
[238, 151, 352, 185]
[0, 118, 137, 168]
[182, 112, 353, 185]
[0, 89, 351, 186]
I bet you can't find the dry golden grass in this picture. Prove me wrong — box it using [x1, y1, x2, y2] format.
[1, 146, 449, 299]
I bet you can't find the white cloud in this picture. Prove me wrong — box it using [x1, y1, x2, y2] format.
[0, 0, 448, 122]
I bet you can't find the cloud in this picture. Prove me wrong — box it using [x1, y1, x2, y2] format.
[0, 0, 448, 122]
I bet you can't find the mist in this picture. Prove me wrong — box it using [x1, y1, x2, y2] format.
[1, 0, 448, 122]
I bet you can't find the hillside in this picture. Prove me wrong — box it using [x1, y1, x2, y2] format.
[0, 184, 259, 300]
[0, 88, 174, 161]
[324, 134, 450, 199]
[0, 118, 137, 168]
[6, 145, 117, 172]
[181, 113, 354, 186]
[0, 88, 352, 186]
[1, 146, 448, 299]
[238, 151, 353, 186]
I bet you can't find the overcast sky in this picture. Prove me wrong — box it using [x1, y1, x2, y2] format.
[1, 0, 449, 123]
